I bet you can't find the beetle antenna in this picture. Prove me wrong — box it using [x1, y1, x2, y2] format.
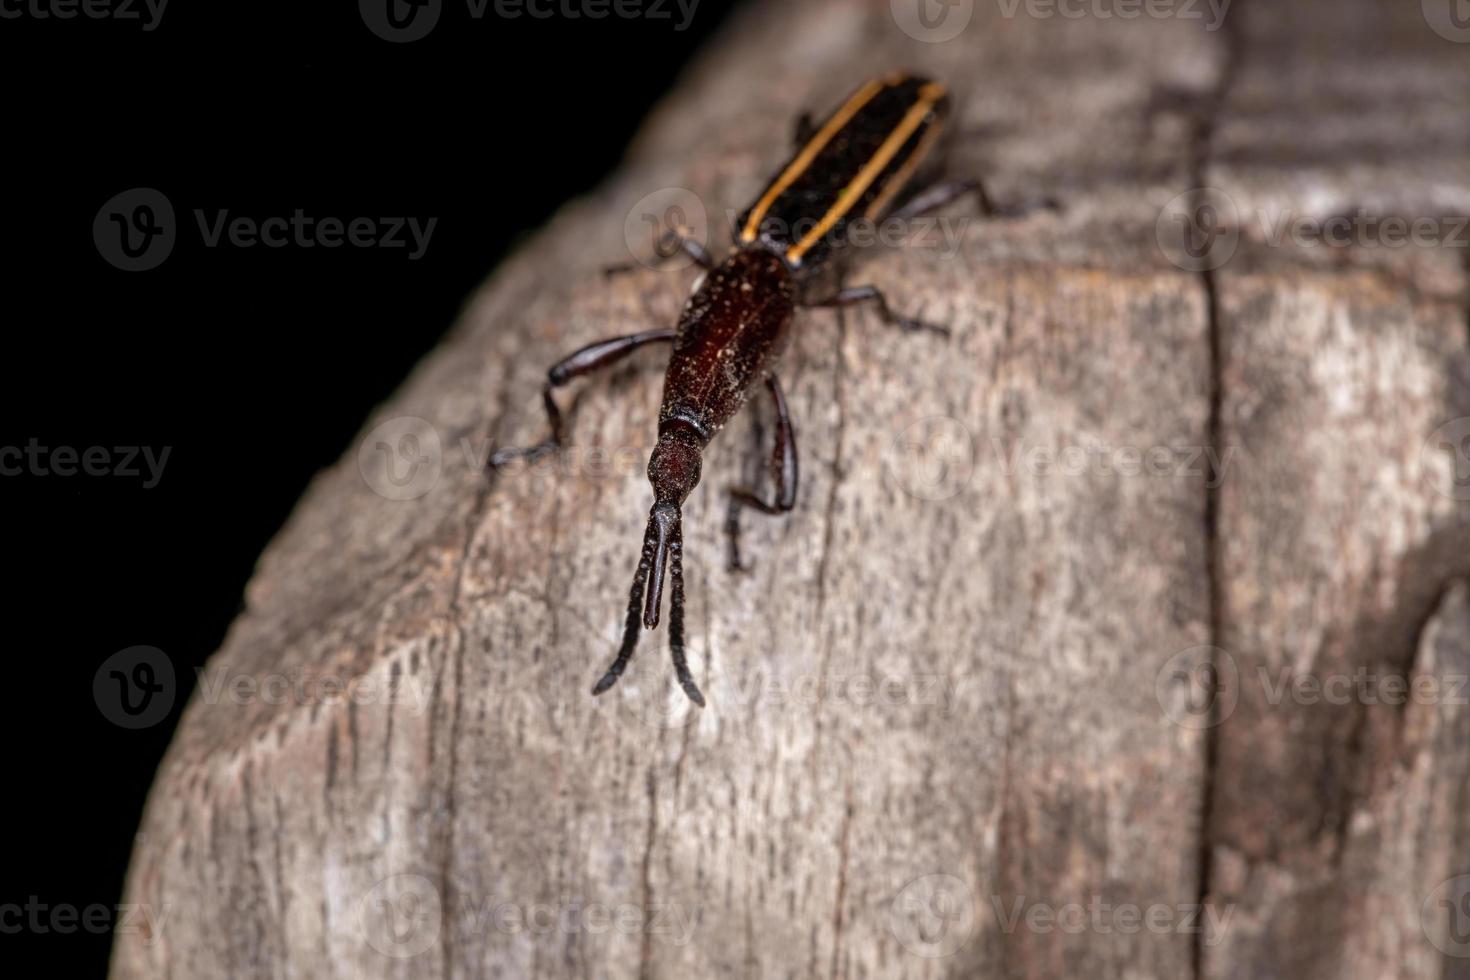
[590, 518, 658, 697]
[667, 520, 705, 705]
[590, 504, 704, 705]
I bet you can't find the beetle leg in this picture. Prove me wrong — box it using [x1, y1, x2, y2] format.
[603, 228, 714, 277]
[723, 411, 764, 572]
[724, 375, 798, 572]
[890, 178, 989, 220]
[809, 284, 949, 337]
[792, 111, 817, 147]
[891, 178, 1059, 221]
[488, 328, 675, 469]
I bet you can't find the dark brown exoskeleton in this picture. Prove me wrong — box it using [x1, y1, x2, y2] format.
[491, 73, 1004, 705]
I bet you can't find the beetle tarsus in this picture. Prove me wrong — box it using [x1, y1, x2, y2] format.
[724, 500, 749, 573]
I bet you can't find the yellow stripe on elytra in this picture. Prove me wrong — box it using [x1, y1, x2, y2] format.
[739, 78, 887, 244]
[860, 110, 945, 223]
[785, 81, 945, 265]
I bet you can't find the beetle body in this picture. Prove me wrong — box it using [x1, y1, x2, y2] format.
[493, 72, 972, 705]
[648, 72, 949, 502]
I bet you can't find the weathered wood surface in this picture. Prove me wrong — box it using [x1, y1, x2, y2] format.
[114, 1, 1470, 977]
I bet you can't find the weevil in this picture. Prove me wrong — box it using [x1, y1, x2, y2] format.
[491, 73, 1002, 705]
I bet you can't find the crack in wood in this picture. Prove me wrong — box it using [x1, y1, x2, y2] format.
[1190, 4, 1246, 976]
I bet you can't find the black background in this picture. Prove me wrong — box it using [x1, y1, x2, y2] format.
[0, 0, 737, 971]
